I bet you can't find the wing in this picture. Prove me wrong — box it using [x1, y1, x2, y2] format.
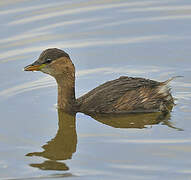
[77, 76, 162, 114]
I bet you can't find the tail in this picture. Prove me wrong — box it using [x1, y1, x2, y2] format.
[162, 76, 183, 85]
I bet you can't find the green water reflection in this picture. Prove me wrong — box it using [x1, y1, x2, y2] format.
[26, 109, 182, 171]
[26, 110, 77, 171]
[90, 112, 183, 131]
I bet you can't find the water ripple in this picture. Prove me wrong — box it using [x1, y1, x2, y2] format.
[89, 15, 191, 30]
[0, 0, 28, 7]
[122, 5, 191, 13]
[0, 76, 55, 98]
[0, 32, 50, 44]
[0, 35, 180, 61]
[8, 1, 164, 25]
[0, 2, 68, 15]
[116, 139, 191, 144]
[31, 17, 104, 33]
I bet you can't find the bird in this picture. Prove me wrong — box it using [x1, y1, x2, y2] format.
[24, 48, 179, 115]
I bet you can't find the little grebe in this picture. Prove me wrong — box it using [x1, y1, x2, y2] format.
[24, 48, 178, 114]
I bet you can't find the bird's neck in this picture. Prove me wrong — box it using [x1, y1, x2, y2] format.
[55, 73, 76, 113]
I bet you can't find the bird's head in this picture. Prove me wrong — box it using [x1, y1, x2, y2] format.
[24, 48, 74, 78]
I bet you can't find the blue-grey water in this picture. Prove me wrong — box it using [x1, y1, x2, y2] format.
[0, 0, 191, 179]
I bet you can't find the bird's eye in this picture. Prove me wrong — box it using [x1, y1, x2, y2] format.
[46, 58, 52, 63]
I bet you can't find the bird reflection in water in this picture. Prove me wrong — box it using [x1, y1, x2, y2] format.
[26, 110, 77, 171]
[89, 111, 182, 130]
[26, 109, 182, 171]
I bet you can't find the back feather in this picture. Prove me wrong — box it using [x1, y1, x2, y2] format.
[162, 76, 183, 85]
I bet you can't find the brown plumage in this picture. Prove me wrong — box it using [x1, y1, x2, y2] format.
[24, 48, 177, 115]
[77, 76, 174, 114]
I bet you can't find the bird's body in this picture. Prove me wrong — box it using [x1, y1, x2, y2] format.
[77, 76, 173, 114]
[24, 48, 175, 114]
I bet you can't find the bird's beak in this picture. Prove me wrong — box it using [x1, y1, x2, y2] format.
[24, 64, 46, 71]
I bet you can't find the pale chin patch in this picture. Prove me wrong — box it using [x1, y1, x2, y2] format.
[41, 66, 53, 75]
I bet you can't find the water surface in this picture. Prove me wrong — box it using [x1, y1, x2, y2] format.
[0, 0, 191, 179]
